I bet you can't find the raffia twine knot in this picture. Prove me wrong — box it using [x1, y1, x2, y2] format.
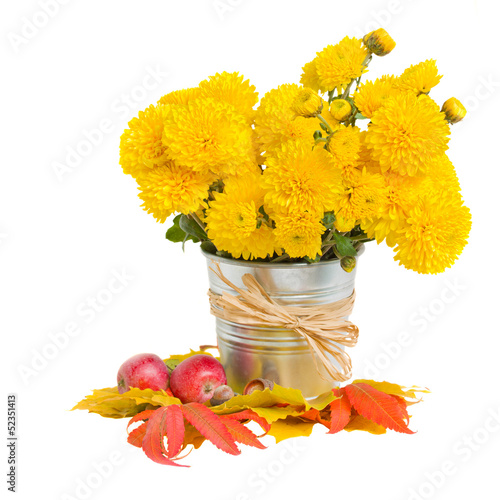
[207, 263, 359, 383]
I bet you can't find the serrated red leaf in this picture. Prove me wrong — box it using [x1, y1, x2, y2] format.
[182, 403, 240, 456]
[127, 422, 148, 448]
[126, 410, 156, 433]
[164, 405, 185, 458]
[221, 410, 271, 434]
[222, 418, 266, 449]
[142, 407, 188, 467]
[328, 388, 352, 434]
[393, 395, 410, 424]
[345, 383, 414, 434]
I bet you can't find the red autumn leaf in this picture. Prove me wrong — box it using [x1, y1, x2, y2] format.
[127, 422, 148, 448]
[221, 410, 271, 434]
[222, 418, 266, 450]
[142, 407, 187, 467]
[126, 409, 156, 433]
[163, 405, 185, 458]
[328, 388, 352, 434]
[182, 403, 240, 456]
[344, 383, 414, 435]
[300, 408, 330, 428]
[393, 395, 410, 424]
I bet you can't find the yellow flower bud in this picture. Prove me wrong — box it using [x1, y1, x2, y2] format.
[441, 97, 467, 124]
[330, 99, 352, 121]
[340, 256, 357, 273]
[291, 88, 324, 118]
[363, 28, 396, 57]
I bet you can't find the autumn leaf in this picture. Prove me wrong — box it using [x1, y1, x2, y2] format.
[72, 387, 180, 419]
[142, 407, 187, 467]
[328, 388, 352, 434]
[126, 409, 156, 432]
[268, 416, 316, 443]
[128, 422, 148, 448]
[345, 414, 387, 435]
[221, 418, 266, 449]
[345, 383, 414, 434]
[182, 403, 240, 456]
[163, 405, 185, 458]
[352, 380, 429, 401]
[183, 423, 206, 450]
[219, 409, 271, 434]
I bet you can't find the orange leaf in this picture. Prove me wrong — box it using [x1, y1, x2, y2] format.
[392, 395, 410, 423]
[127, 422, 148, 448]
[300, 408, 330, 428]
[344, 383, 414, 434]
[328, 388, 351, 434]
[182, 403, 240, 456]
[126, 409, 156, 433]
[221, 410, 271, 434]
[142, 407, 187, 467]
[164, 405, 185, 458]
[345, 414, 387, 435]
[222, 418, 266, 450]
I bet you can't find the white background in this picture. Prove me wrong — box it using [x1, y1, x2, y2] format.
[2, 0, 499, 499]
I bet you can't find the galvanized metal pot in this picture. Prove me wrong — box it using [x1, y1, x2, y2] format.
[203, 250, 360, 399]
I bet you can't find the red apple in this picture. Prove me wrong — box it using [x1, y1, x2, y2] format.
[117, 353, 169, 394]
[169, 354, 227, 404]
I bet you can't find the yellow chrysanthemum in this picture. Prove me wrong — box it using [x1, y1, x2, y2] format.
[120, 104, 170, 178]
[137, 162, 214, 223]
[365, 93, 450, 176]
[163, 97, 257, 176]
[361, 171, 422, 246]
[363, 28, 396, 57]
[396, 60, 442, 95]
[393, 194, 471, 274]
[273, 211, 324, 259]
[254, 84, 319, 155]
[205, 174, 279, 260]
[262, 141, 341, 214]
[362, 154, 463, 246]
[290, 87, 323, 118]
[326, 126, 362, 165]
[332, 169, 388, 231]
[358, 131, 382, 175]
[158, 88, 201, 106]
[314, 37, 369, 93]
[300, 60, 323, 93]
[419, 154, 462, 196]
[441, 97, 467, 124]
[198, 72, 258, 123]
[353, 75, 398, 119]
[330, 99, 352, 121]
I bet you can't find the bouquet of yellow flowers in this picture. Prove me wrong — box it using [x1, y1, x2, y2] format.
[120, 29, 471, 274]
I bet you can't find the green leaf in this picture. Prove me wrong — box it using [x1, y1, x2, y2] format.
[313, 130, 323, 141]
[200, 241, 217, 254]
[179, 214, 207, 241]
[355, 112, 368, 120]
[322, 212, 336, 229]
[166, 214, 201, 248]
[332, 232, 358, 257]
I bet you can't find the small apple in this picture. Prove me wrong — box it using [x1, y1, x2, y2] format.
[170, 354, 227, 404]
[117, 353, 169, 394]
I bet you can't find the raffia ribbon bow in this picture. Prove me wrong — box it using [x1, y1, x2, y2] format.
[208, 264, 359, 382]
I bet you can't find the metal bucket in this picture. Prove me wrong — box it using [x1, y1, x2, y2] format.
[203, 251, 359, 399]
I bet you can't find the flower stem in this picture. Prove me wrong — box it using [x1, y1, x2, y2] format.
[317, 115, 333, 134]
[189, 212, 206, 231]
[270, 253, 290, 263]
